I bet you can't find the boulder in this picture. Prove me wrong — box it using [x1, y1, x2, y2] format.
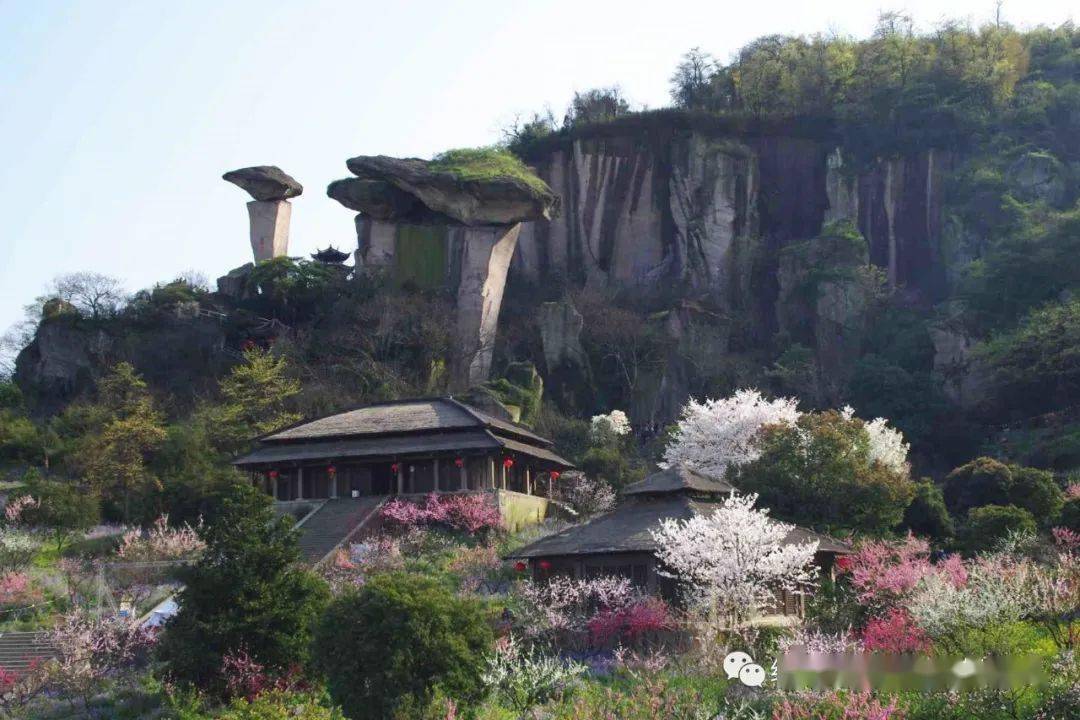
[330, 155, 557, 226]
[1007, 152, 1066, 206]
[222, 166, 303, 201]
[215, 263, 254, 299]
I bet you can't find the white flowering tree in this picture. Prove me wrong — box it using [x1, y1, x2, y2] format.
[841, 407, 910, 474]
[590, 410, 632, 445]
[662, 389, 800, 478]
[650, 492, 819, 623]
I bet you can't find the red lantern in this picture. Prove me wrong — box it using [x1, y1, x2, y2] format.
[514, 561, 527, 572]
[454, 457, 464, 468]
[549, 470, 561, 481]
[503, 457, 515, 469]
[268, 470, 279, 480]
[327, 465, 336, 476]
[836, 556, 853, 573]
[391, 462, 400, 474]
[538, 560, 552, 571]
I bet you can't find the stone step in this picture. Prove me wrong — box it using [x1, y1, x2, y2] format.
[295, 496, 385, 564]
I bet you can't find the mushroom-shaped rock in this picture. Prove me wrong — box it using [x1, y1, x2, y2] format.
[328, 150, 557, 226]
[223, 166, 303, 201]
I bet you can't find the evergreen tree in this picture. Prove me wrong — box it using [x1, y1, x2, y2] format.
[211, 348, 301, 455]
[157, 482, 328, 693]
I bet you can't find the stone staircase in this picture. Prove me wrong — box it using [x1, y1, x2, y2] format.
[0, 631, 56, 676]
[296, 496, 385, 565]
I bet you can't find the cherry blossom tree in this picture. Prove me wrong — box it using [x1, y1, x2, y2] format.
[662, 389, 800, 478]
[590, 410, 631, 444]
[650, 492, 818, 622]
[842, 407, 910, 474]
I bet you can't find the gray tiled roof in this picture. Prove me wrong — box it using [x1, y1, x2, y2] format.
[259, 398, 551, 446]
[233, 430, 501, 465]
[507, 495, 850, 559]
[622, 464, 736, 496]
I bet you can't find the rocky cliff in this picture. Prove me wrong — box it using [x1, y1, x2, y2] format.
[515, 128, 953, 316]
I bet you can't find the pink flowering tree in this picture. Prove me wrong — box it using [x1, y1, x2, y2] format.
[379, 493, 502, 535]
[513, 575, 640, 649]
[662, 389, 800, 478]
[651, 492, 819, 623]
[115, 514, 205, 561]
[861, 608, 932, 653]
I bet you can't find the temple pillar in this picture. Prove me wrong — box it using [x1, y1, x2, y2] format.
[432, 458, 440, 492]
[459, 464, 468, 491]
[297, 467, 305, 500]
[396, 464, 404, 495]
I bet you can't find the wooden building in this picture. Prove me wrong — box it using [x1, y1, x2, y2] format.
[506, 464, 850, 616]
[233, 397, 574, 501]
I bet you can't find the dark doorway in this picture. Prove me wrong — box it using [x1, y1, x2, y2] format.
[371, 463, 396, 495]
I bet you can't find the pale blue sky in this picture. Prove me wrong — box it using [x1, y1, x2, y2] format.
[1, 0, 1076, 339]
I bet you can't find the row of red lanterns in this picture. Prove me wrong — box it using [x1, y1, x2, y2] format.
[514, 559, 552, 572]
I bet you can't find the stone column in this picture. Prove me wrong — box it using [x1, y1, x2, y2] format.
[296, 467, 305, 501]
[432, 458, 440, 492]
[450, 223, 522, 390]
[354, 216, 398, 269]
[247, 200, 292, 261]
[459, 463, 468, 491]
[396, 464, 405, 495]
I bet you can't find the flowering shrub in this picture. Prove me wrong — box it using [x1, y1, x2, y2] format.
[3, 495, 39, 525]
[514, 576, 638, 645]
[590, 410, 631, 444]
[0, 572, 39, 608]
[587, 597, 673, 647]
[842, 535, 965, 611]
[861, 609, 932, 654]
[379, 493, 502, 535]
[321, 535, 403, 593]
[220, 648, 308, 701]
[663, 389, 800, 478]
[0, 530, 39, 573]
[1066, 483, 1080, 500]
[447, 543, 502, 592]
[481, 635, 586, 711]
[772, 691, 904, 720]
[558, 472, 616, 518]
[116, 514, 205, 561]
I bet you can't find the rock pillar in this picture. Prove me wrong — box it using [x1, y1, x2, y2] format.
[247, 200, 293, 262]
[451, 223, 521, 390]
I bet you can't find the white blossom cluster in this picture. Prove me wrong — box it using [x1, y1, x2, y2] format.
[842, 407, 910, 474]
[650, 492, 818, 621]
[905, 555, 1032, 637]
[662, 389, 800, 478]
[589, 410, 632, 444]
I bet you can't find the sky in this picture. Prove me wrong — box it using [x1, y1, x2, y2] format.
[0, 0, 1076, 341]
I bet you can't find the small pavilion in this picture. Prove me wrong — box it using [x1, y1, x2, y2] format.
[233, 397, 574, 502]
[506, 464, 851, 616]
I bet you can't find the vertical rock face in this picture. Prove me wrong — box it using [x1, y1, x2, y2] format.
[246, 200, 293, 262]
[515, 134, 758, 301]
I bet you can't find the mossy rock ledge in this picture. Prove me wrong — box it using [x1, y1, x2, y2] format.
[327, 150, 558, 226]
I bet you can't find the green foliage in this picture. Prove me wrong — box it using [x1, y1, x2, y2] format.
[429, 147, 551, 195]
[943, 456, 1013, 515]
[731, 410, 916, 534]
[157, 482, 328, 693]
[20, 469, 100, 551]
[1058, 496, 1080, 531]
[902, 480, 955, 540]
[312, 572, 494, 720]
[980, 297, 1080, 415]
[0, 407, 41, 464]
[944, 457, 1064, 525]
[210, 348, 301, 456]
[958, 504, 1037, 554]
[214, 691, 343, 720]
[244, 257, 341, 323]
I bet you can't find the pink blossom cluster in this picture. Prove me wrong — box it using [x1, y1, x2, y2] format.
[116, 514, 205, 561]
[861, 609, 932, 654]
[514, 576, 642, 647]
[772, 691, 904, 720]
[1052, 527, 1080, 552]
[843, 535, 966, 609]
[3, 495, 38, 525]
[380, 493, 503, 535]
[1065, 483, 1080, 500]
[587, 597, 673, 647]
[321, 535, 404, 593]
[0, 666, 17, 693]
[0, 571, 37, 607]
[221, 648, 308, 701]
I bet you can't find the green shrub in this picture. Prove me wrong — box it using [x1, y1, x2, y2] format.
[216, 691, 343, 720]
[20, 470, 101, 551]
[1060, 497, 1080, 531]
[157, 482, 329, 693]
[944, 457, 1013, 516]
[959, 504, 1037, 554]
[312, 572, 494, 720]
[1007, 465, 1064, 525]
[902, 480, 955, 540]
